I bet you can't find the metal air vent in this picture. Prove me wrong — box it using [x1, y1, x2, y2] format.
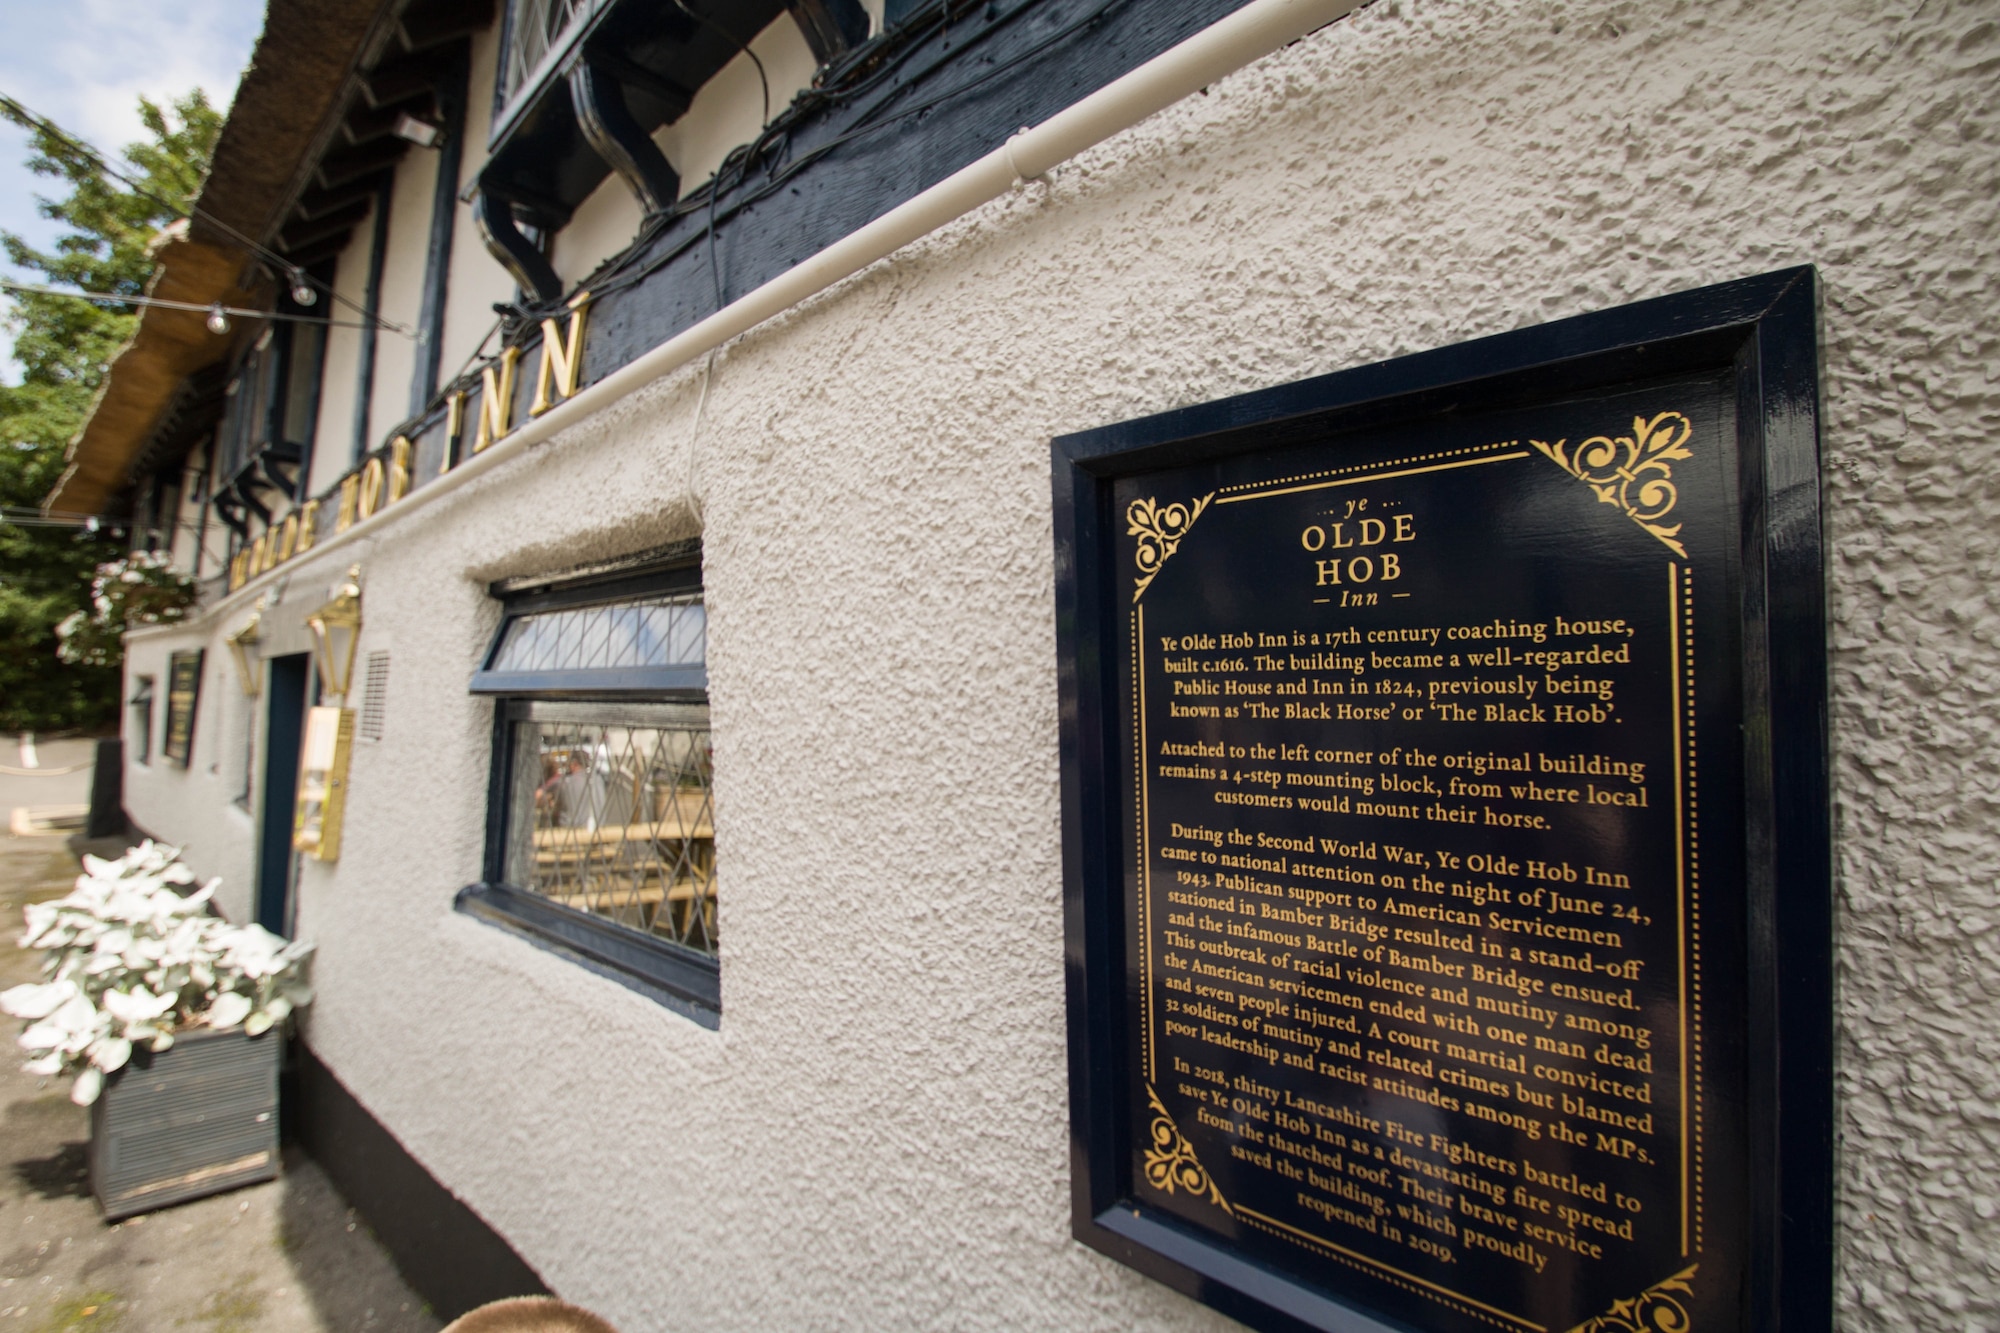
[359, 651, 391, 741]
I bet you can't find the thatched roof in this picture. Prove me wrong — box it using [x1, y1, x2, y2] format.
[45, 0, 393, 517]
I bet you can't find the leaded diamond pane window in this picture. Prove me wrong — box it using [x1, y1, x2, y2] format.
[462, 561, 718, 1020]
[499, 0, 597, 111]
[502, 701, 716, 955]
[490, 594, 704, 675]
[472, 591, 706, 695]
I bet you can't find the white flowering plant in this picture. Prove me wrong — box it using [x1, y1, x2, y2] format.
[0, 842, 314, 1105]
[55, 552, 199, 668]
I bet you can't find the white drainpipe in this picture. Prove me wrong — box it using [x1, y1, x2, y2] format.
[226, 0, 1362, 603]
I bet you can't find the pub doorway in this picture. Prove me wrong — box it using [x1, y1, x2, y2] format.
[256, 653, 311, 934]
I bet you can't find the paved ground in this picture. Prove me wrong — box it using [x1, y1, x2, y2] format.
[0, 821, 443, 1332]
[0, 737, 95, 838]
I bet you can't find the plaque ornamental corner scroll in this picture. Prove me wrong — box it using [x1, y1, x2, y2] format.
[1530, 411, 1694, 558]
[1142, 1085, 1231, 1213]
[1127, 493, 1215, 603]
[1566, 1263, 1698, 1333]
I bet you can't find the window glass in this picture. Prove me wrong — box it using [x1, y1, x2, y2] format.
[465, 565, 719, 1017]
[283, 322, 325, 450]
[501, 701, 716, 955]
[500, 0, 598, 109]
[488, 593, 705, 676]
[248, 336, 282, 450]
[216, 376, 249, 480]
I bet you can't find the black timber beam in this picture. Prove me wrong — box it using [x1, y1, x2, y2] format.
[474, 0, 789, 243]
[318, 139, 409, 189]
[276, 234, 353, 270]
[473, 190, 562, 304]
[222, 473, 273, 526]
[294, 178, 382, 221]
[212, 489, 249, 539]
[277, 199, 373, 252]
[362, 51, 454, 108]
[788, 0, 869, 63]
[340, 95, 444, 147]
[580, 46, 694, 123]
[256, 441, 304, 497]
[569, 58, 681, 218]
[580, 0, 1272, 383]
[396, 0, 494, 52]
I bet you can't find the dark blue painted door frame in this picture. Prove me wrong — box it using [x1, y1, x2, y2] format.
[257, 653, 310, 934]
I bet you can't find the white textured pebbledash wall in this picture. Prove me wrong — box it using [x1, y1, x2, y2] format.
[121, 0, 1998, 1327]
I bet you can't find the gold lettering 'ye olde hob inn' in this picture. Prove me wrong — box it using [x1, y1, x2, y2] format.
[42, 0, 1998, 1326]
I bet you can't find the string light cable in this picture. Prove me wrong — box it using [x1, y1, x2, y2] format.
[0, 92, 411, 337]
[0, 277, 388, 331]
[1, 0, 1129, 465]
[0, 504, 119, 529]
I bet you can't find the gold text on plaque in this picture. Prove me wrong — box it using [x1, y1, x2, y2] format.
[1531, 411, 1694, 558]
[1128, 493, 1213, 603]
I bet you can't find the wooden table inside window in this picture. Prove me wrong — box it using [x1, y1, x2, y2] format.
[530, 793, 715, 932]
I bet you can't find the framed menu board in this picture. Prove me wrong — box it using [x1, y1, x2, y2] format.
[162, 650, 203, 768]
[1052, 269, 1830, 1333]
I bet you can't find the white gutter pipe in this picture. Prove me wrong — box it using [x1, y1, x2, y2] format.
[222, 0, 1360, 608]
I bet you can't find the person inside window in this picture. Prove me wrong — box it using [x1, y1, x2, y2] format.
[536, 749, 608, 829]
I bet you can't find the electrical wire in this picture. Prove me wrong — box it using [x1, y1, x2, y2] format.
[507, 1, 1008, 315]
[672, 0, 769, 127]
[0, 504, 125, 531]
[116, 0, 1120, 460]
[569, 0, 1124, 313]
[0, 92, 411, 337]
[383, 0, 1115, 441]
[670, 0, 769, 311]
[0, 278, 386, 330]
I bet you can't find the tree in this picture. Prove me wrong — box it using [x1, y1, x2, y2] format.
[0, 91, 222, 733]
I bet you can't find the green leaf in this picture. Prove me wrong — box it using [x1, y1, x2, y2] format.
[0, 88, 220, 730]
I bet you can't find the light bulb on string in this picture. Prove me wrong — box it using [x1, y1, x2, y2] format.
[289, 269, 317, 306]
[205, 304, 230, 336]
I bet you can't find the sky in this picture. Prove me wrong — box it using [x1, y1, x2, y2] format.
[0, 0, 266, 382]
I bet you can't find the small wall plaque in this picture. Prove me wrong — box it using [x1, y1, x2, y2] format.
[162, 650, 203, 768]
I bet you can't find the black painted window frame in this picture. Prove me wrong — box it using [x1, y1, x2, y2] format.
[489, 0, 600, 146]
[456, 554, 721, 1026]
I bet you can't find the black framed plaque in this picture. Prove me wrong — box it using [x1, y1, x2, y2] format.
[1053, 269, 1830, 1333]
[162, 650, 204, 768]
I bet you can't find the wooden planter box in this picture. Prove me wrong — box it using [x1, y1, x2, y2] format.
[88, 1027, 281, 1220]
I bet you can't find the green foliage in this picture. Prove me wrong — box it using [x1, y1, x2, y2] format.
[0, 92, 221, 732]
[0, 382, 118, 730]
[55, 553, 198, 667]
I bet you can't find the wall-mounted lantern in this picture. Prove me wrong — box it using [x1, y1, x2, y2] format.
[224, 597, 264, 696]
[306, 566, 363, 703]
